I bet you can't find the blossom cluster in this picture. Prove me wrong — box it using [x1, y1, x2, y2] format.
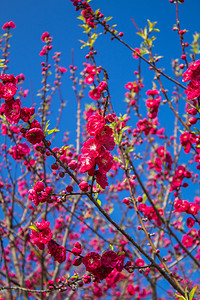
[28, 181, 56, 206]
[170, 165, 192, 191]
[70, 0, 104, 28]
[30, 220, 66, 263]
[83, 63, 101, 85]
[138, 203, 164, 226]
[89, 81, 108, 101]
[81, 250, 125, 282]
[39, 32, 53, 56]
[145, 89, 161, 119]
[0, 74, 45, 146]
[78, 112, 115, 189]
[174, 198, 200, 216]
[183, 59, 200, 100]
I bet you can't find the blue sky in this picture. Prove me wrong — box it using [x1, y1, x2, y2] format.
[1, 0, 200, 144]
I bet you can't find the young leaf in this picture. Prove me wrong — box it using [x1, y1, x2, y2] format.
[174, 293, 186, 300]
[97, 199, 101, 206]
[46, 128, 60, 136]
[189, 286, 197, 300]
[29, 223, 40, 233]
[109, 244, 114, 251]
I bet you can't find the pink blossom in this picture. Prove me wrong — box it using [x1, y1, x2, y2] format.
[0, 74, 16, 84]
[81, 138, 102, 158]
[9, 143, 30, 160]
[59, 67, 67, 73]
[2, 82, 18, 101]
[96, 171, 108, 189]
[4, 99, 21, 124]
[41, 32, 50, 42]
[78, 154, 96, 173]
[82, 252, 102, 272]
[84, 74, 95, 84]
[101, 251, 118, 268]
[133, 48, 140, 59]
[25, 128, 44, 144]
[87, 113, 105, 136]
[20, 107, 32, 122]
[39, 227, 52, 244]
[182, 235, 193, 248]
[79, 181, 89, 192]
[2, 21, 16, 30]
[34, 181, 45, 193]
[89, 87, 101, 101]
[96, 149, 113, 173]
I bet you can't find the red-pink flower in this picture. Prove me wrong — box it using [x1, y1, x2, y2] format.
[101, 251, 118, 268]
[98, 81, 107, 92]
[183, 59, 200, 83]
[25, 128, 44, 144]
[187, 217, 195, 228]
[78, 154, 96, 173]
[133, 48, 140, 59]
[0, 74, 16, 84]
[79, 181, 89, 192]
[96, 149, 113, 173]
[84, 74, 95, 84]
[30, 119, 42, 129]
[20, 107, 32, 122]
[87, 113, 105, 136]
[183, 60, 200, 99]
[81, 138, 102, 158]
[82, 252, 102, 272]
[34, 181, 45, 193]
[59, 67, 67, 73]
[30, 220, 52, 249]
[4, 99, 21, 124]
[48, 240, 66, 263]
[95, 126, 114, 145]
[135, 258, 145, 267]
[9, 143, 30, 160]
[182, 235, 193, 248]
[39, 227, 52, 244]
[2, 21, 16, 30]
[41, 32, 50, 42]
[54, 245, 66, 263]
[2, 82, 18, 101]
[89, 87, 101, 101]
[28, 189, 40, 206]
[96, 170, 108, 189]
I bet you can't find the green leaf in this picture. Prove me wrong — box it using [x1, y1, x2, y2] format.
[94, 192, 99, 200]
[189, 286, 197, 300]
[29, 223, 40, 233]
[44, 120, 50, 134]
[109, 244, 114, 251]
[125, 146, 135, 154]
[0, 59, 5, 68]
[46, 128, 60, 136]
[29, 115, 35, 123]
[174, 293, 186, 300]
[97, 199, 101, 206]
[117, 251, 125, 256]
[185, 287, 189, 300]
[105, 16, 112, 22]
[61, 145, 69, 151]
[77, 15, 85, 21]
[113, 156, 122, 164]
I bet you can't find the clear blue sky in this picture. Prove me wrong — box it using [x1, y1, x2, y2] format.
[1, 0, 200, 146]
